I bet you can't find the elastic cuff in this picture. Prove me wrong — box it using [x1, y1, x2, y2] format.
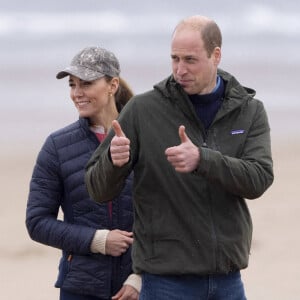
[90, 229, 110, 254]
[123, 273, 142, 293]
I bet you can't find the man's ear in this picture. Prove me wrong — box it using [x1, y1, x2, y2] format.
[213, 47, 221, 65]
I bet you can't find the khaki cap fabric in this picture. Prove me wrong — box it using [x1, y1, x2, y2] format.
[56, 46, 120, 81]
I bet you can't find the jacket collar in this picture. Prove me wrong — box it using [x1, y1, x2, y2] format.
[154, 69, 257, 124]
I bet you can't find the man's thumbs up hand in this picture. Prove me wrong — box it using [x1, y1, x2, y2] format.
[165, 125, 200, 173]
[112, 120, 125, 137]
[110, 120, 130, 167]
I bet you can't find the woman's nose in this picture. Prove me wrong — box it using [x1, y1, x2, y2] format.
[73, 86, 84, 97]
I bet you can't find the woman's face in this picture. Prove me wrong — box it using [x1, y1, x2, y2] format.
[69, 75, 117, 120]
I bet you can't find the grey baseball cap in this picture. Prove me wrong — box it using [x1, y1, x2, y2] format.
[56, 46, 120, 81]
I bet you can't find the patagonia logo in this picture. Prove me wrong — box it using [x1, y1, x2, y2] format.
[231, 129, 245, 135]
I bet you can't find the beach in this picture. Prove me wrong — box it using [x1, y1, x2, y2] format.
[1, 107, 300, 299]
[1, 1, 300, 298]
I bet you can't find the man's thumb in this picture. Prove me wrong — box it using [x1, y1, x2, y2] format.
[112, 120, 125, 137]
[178, 125, 188, 143]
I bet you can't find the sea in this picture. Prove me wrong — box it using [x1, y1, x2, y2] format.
[1, 0, 299, 151]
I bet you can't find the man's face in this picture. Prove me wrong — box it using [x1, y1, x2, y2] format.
[171, 28, 221, 95]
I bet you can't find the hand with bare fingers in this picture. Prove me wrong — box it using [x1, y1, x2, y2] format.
[112, 284, 139, 300]
[105, 230, 133, 256]
[110, 120, 131, 167]
[165, 125, 200, 173]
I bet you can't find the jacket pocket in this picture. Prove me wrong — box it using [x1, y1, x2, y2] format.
[55, 252, 71, 288]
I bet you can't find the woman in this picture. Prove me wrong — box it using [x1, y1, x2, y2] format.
[26, 46, 140, 300]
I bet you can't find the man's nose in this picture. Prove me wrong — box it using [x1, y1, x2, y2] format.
[176, 61, 187, 76]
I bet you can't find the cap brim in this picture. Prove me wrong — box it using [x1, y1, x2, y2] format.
[56, 65, 105, 81]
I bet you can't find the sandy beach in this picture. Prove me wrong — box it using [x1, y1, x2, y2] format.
[1, 1, 299, 298]
[0, 108, 299, 300]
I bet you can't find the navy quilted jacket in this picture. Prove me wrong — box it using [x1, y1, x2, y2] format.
[26, 117, 134, 298]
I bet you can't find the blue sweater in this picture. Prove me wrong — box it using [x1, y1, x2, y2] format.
[189, 75, 225, 130]
[26, 117, 133, 298]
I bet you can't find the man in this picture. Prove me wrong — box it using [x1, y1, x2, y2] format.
[85, 15, 274, 300]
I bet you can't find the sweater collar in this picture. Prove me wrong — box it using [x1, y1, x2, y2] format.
[188, 75, 224, 105]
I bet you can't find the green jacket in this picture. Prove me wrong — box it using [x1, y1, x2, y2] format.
[86, 69, 274, 275]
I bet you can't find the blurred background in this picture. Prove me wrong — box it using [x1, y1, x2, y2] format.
[1, 1, 299, 299]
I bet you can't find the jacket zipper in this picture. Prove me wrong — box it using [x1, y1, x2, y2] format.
[202, 135, 219, 272]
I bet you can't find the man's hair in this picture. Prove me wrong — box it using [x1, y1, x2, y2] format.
[174, 16, 222, 57]
[201, 20, 222, 57]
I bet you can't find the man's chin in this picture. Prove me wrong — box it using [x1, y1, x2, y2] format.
[176, 80, 194, 94]
[182, 86, 194, 95]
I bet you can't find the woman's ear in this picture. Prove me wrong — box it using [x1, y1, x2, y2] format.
[110, 77, 120, 95]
